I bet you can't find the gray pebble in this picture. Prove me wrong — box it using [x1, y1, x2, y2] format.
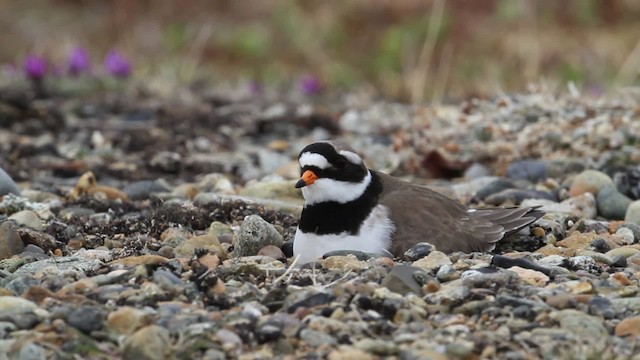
[0, 167, 20, 196]
[596, 185, 632, 220]
[233, 215, 283, 257]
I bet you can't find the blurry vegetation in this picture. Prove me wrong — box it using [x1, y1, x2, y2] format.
[1, 0, 640, 102]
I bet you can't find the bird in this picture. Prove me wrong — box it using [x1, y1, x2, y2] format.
[293, 140, 544, 264]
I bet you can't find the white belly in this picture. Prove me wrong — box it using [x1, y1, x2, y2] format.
[293, 204, 395, 264]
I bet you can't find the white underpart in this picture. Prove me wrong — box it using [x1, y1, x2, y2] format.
[301, 170, 371, 205]
[293, 204, 395, 264]
[338, 150, 362, 164]
[299, 152, 330, 169]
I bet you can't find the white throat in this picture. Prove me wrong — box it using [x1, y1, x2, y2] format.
[302, 170, 371, 205]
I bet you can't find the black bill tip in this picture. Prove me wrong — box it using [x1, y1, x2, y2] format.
[295, 179, 307, 188]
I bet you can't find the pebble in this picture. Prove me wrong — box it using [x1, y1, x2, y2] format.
[625, 200, 640, 225]
[569, 170, 613, 197]
[0, 221, 25, 260]
[123, 325, 171, 360]
[381, 265, 431, 295]
[436, 264, 460, 282]
[233, 215, 283, 257]
[0, 166, 20, 195]
[403, 242, 434, 261]
[597, 185, 632, 220]
[614, 316, 640, 337]
[257, 245, 286, 261]
[508, 266, 549, 286]
[66, 305, 105, 333]
[553, 309, 608, 342]
[505, 159, 547, 182]
[123, 180, 171, 200]
[322, 255, 368, 271]
[299, 328, 337, 347]
[174, 234, 226, 259]
[7, 210, 44, 231]
[412, 251, 452, 272]
[605, 247, 640, 259]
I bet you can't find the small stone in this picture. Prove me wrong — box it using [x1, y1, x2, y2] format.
[123, 325, 171, 360]
[8, 210, 43, 231]
[532, 227, 545, 237]
[412, 251, 452, 272]
[299, 328, 337, 347]
[157, 246, 175, 258]
[553, 309, 608, 341]
[509, 266, 549, 286]
[172, 183, 199, 200]
[605, 247, 640, 259]
[354, 338, 399, 356]
[566, 280, 594, 294]
[506, 159, 547, 182]
[403, 242, 434, 261]
[109, 254, 169, 267]
[570, 170, 613, 197]
[258, 245, 286, 261]
[614, 316, 640, 337]
[611, 255, 627, 268]
[445, 340, 475, 358]
[597, 185, 632, 220]
[615, 227, 635, 245]
[436, 264, 460, 282]
[0, 221, 24, 260]
[208, 221, 233, 242]
[174, 234, 226, 259]
[328, 347, 375, 360]
[16, 342, 47, 360]
[233, 215, 283, 257]
[0, 166, 20, 195]
[590, 237, 612, 253]
[322, 255, 367, 271]
[381, 265, 432, 295]
[197, 253, 220, 269]
[625, 200, 640, 225]
[66, 305, 105, 333]
[588, 296, 615, 319]
[123, 180, 171, 200]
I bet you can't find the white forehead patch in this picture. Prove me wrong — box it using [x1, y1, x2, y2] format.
[299, 152, 330, 169]
[339, 150, 362, 164]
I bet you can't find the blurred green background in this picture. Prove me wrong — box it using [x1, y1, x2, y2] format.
[2, 0, 640, 102]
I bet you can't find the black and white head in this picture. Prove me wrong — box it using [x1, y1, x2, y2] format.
[295, 141, 371, 205]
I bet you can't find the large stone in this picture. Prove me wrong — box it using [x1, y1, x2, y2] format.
[233, 215, 283, 257]
[7, 210, 44, 231]
[174, 234, 226, 260]
[0, 221, 24, 260]
[0, 166, 20, 196]
[625, 200, 640, 225]
[123, 325, 171, 360]
[570, 170, 613, 197]
[596, 186, 632, 220]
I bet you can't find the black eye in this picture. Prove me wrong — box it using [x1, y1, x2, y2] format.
[334, 158, 347, 169]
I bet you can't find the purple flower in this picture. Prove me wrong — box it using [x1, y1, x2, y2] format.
[104, 50, 131, 78]
[67, 47, 91, 75]
[299, 75, 323, 95]
[248, 80, 263, 95]
[23, 55, 47, 80]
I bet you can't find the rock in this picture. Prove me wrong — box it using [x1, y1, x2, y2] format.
[123, 180, 171, 200]
[625, 200, 640, 225]
[67, 305, 105, 333]
[149, 151, 182, 173]
[109, 254, 169, 267]
[0, 221, 24, 260]
[412, 251, 452, 272]
[299, 328, 337, 347]
[597, 186, 632, 220]
[506, 159, 547, 182]
[485, 189, 555, 205]
[257, 245, 286, 261]
[381, 265, 431, 295]
[16, 228, 62, 253]
[328, 347, 376, 360]
[605, 247, 640, 259]
[570, 170, 613, 197]
[0, 167, 20, 195]
[107, 307, 154, 335]
[208, 221, 233, 243]
[7, 210, 43, 231]
[615, 227, 635, 245]
[590, 237, 612, 253]
[491, 255, 551, 276]
[123, 325, 171, 360]
[58, 207, 96, 221]
[322, 255, 368, 271]
[15, 342, 47, 360]
[354, 338, 399, 356]
[614, 316, 640, 337]
[174, 234, 226, 260]
[553, 309, 608, 342]
[436, 264, 460, 282]
[463, 163, 491, 179]
[508, 266, 549, 286]
[233, 215, 283, 257]
[588, 296, 615, 319]
[171, 183, 199, 200]
[403, 242, 434, 261]
[474, 178, 516, 200]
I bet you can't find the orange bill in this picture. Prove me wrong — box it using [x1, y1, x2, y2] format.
[295, 170, 318, 188]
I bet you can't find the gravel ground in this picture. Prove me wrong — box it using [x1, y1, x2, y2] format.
[1, 84, 640, 359]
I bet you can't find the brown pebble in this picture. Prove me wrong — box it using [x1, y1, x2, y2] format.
[257, 245, 286, 261]
[66, 237, 84, 250]
[109, 254, 168, 267]
[615, 316, 640, 337]
[611, 272, 632, 286]
[53, 249, 63, 257]
[198, 253, 220, 269]
[532, 227, 546, 237]
[425, 280, 441, 293]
